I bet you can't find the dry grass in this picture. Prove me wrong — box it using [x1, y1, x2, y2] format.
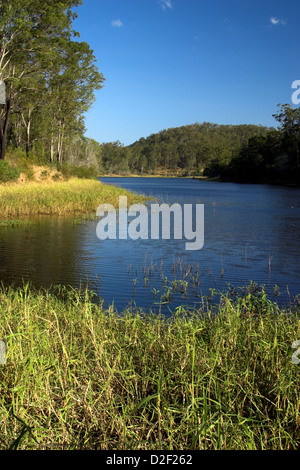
[0, 178, 145, 218]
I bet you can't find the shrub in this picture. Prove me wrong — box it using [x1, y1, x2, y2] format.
[51, 173, 62, 181]
[40, 170, 50, 180]
[60, 164, 99, 179]
[6, 150, 35, 180]
[0, 161, 20, 182]
[17, 160, 35, 180]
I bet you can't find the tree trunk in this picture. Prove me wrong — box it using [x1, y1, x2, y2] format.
[56, 123, 65, 169]
[50, 134, 54, 164]
[56, 126, 62, 168]
[15, 117, 22, 148]
[0, 100, 11, 160]
[25, 109, 32, 158]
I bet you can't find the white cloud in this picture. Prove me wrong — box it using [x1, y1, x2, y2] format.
[270, 17, 280, 25]
[159, 0, 172, 10]
[270, 17, 286, 26]
[111, 19, 123, 28]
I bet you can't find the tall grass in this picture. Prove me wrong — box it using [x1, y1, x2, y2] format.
[0, 220, 32, 228]
[0, 179, 144, 218]
[0, 284, 299, 450]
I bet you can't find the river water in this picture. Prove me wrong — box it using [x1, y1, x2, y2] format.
[0, 177, 299, 313]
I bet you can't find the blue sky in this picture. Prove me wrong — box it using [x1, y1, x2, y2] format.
[73, 0, 300, 146]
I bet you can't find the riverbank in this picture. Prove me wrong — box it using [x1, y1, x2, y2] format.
[101, 172, 207, 179]
[101, 173, 185, 178]
[102, 174, 300, 186]
[0, 178, 145, 219]
[0, 284, 299, 450]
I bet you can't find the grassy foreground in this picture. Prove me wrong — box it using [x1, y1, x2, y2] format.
[0, 284, 299, 450]
[0, 178, 144, 218]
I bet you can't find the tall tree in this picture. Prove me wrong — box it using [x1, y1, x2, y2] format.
[46, 39, 104, 166]
[0, 0, 95, 160]
[273, 104, 300, 182]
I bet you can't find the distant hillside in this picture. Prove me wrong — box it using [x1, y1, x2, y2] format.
[129, 122, 272, 175]
[100, 122, 272, 176]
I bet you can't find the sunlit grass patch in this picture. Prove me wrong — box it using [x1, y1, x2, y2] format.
[0, 178, 145, 218]
[0, 284, 299, 450]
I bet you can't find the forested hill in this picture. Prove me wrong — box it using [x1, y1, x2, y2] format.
[101, 104, 300, 186]
[127, 122, 271, 175]
[101, 122, 271, 176]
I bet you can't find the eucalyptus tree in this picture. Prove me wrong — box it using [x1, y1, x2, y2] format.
[0, 0, 104, 162]
[273, 104, 300, 181]
[46, 39, 104, 166]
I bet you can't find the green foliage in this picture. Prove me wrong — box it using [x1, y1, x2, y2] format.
[0, 161, 20, 182]
[100, 123, 271, 176]
[99, 108, 300, 185]
[60, 164, 99, 179]
[209, 105, 300, 185]
[5, 149, 34, 180]
[100, 141, 130, 175]
[0, 220, 32, 229]
[39, 170, 50, 180]
[51, 173, 62, 181]
[0, 0, 104, 165]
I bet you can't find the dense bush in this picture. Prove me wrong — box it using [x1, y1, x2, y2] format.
[60, 164, 99, 179]
[0, 161, 20, 182]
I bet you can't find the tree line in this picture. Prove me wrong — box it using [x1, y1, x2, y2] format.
[99, 122, 271, 176]
[212, 104, 300, 185]
[0, 0, 104, 166]
[1, 2, 299, 186]
[99, 105, 300, 186]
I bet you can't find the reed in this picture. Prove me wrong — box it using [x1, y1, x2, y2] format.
[0, 179, 145, 218]
[0, 283, 299, 450]
[0, 220, 32, 228]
